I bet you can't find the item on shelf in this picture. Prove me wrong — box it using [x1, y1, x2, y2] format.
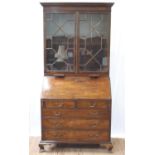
[55, 45, 68, 62]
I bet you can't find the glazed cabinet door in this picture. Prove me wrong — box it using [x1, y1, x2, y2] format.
[79, 13, 110, 72]
[44, 11, 111, 74]
[44, 13, 76, 73]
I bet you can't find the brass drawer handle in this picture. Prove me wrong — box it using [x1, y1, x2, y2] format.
[55, 123, 62, 128]
[89, 133, 99, 137]
[57, 103, 64, 108]
[89, 102, 96, 108]
[90, 111, 99, 116]
[53, 133, 63, 137]
[91, 122, 98, 128]
[53, 112, 61, 117]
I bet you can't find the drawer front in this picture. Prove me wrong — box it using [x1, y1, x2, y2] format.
[42, 118, 109, 130]
[77, 100, 110, 109]
[42, 130, 109, 142]
[43, 100, 75, 108]
[42, 109, 109, 118]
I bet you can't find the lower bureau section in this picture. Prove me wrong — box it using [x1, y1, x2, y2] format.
[42, 129, 110, 142]
[40, 99, 112, 150]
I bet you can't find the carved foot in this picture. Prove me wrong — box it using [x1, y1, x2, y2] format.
[106, 143, 113, 151]
[39, 142, 57, 152]
[50, 143, 57, 149]
[39, 143, 44, 152]
[100, 143, 113, 151]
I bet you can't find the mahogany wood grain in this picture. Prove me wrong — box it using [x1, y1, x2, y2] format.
[42, 118, 109, 130]
[42, 130, 110, 142]
[41, 3, 114, 13]
[41, 76, 111, 99]
[42, 99, 111, 109]
[76, 100, 110, 109]
[42, 109, 109, 119]
[43, 100, 75, 108]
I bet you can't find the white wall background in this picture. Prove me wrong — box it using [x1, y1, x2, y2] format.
[110, 1, 125, 138]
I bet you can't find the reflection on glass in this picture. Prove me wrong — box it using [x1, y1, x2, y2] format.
[45, 13, 75, 72]
[79, 13, 110, 72]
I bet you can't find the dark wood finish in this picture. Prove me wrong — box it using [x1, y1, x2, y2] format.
[40, 2, 114, 152]
[39, 143, 44, 152]
[42, 130, 109, 142]
[53, 74, 65, 78]
[76, 100, 110, 109]
[41, 76, 111, 99]
[42, 118, 109, 130]
[42, 109, 109, 119]
[41, 3, 114, 7]
[41, 3, 113, 13]
[42, 3, 113, 76]
[44, 71, 109, 76]
[43, 100, 75, 108]
[42, 109, 109, 118]
[42, 100, 111, 109]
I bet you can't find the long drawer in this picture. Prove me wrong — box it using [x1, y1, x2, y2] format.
[42, 99, 110, 109]
[42, 109, 109, 118]
[42, 129, 109, 142]
[42, 118, 109, 130]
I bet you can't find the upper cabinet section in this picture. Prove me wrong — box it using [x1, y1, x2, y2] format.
[41, 3, 114, 76]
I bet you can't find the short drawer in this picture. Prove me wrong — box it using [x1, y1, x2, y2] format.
[42, 109, 109, 119]
[77, 100, 110, 109]
[42, 130, 110, 142]
[42, 118, 109, 130]
[43, 100, 75, 108]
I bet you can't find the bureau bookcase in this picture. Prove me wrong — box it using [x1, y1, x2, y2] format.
[39, 3, 114, 152]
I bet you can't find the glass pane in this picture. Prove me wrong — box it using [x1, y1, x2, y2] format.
[79, 13, 110, 72]
[45, 13, 75, 72]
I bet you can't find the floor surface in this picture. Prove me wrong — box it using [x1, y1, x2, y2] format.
[29, 137, 125, 155]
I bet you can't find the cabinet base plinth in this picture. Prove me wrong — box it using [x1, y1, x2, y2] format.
[39, 141, 113, 152]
